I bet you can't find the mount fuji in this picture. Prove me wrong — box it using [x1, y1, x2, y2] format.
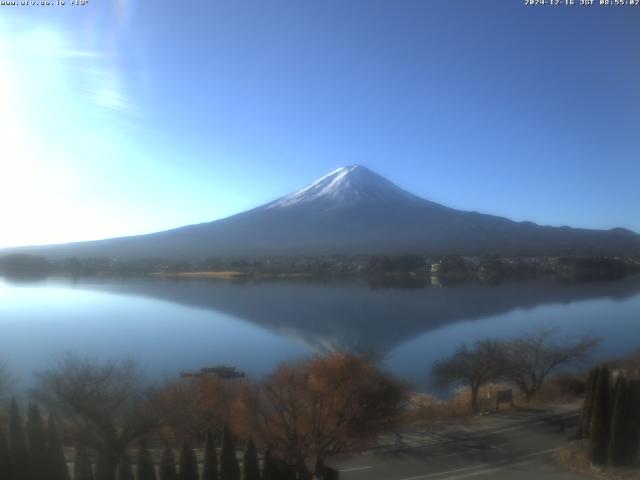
[10, 165, 640, 258]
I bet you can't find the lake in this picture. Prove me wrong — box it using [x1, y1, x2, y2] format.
[1, 275, 639, 394]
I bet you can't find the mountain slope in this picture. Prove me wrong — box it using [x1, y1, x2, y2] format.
[10, 165, 640, 258]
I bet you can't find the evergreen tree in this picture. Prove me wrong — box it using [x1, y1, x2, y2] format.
[202, 431, 218, 480]
[46, 415, 71, 480]
[608, 374, 627, 466]
[321, 466, 339, 480]
[178, 441, 198, 480]
[159, 445, 178, 480]
[0, 426, 11, 480]
[27, 403, 47, 480]
[578, 368, 598, 438]
[9, 398, 30, 480]
[219, 427, 240, 480]
[588, 365, 611, 466]
[95, 451, 116, 480]
[137, 441, 157, 480]
[625, 380, 640, 465]
[315, 458, 339, 480]
[117, 452, 135, 480]
[242, 439, 260, 480]
[608, 377, 640, 466]
[278, 461, 295, 480]
[261, 448, 279, 480]
[74, 444, 94, 480]
[314, 457, 325, 478]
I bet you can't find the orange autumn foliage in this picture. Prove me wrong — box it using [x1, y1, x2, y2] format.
[157, 375, 240, 441]
[232, 352, 407, 467]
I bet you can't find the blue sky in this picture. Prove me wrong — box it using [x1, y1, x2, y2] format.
[1, 0, 639, 247]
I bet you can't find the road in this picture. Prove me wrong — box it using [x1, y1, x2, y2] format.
[331, 406, 590, 480]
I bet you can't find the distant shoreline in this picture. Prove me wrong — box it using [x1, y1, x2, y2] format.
[149, 270, 315, 279]
[1, 253, 639, 284]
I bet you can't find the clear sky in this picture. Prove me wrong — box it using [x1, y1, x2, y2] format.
[1, 0, 639, 248]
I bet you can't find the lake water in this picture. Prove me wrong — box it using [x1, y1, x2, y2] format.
[1, 275, 639, 393]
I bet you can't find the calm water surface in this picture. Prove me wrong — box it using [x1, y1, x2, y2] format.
[1, 275, 639, 393]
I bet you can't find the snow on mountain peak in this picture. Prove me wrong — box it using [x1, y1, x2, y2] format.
[267, 165, 419, 209]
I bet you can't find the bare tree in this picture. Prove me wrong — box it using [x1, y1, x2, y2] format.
[431, 340, 508, 413]
[33, 356, 161, 480]
[504, 329, 599, 400]
[233, 352, 407, 478]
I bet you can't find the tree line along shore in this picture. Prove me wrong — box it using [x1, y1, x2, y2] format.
[1, 253, 639, 283]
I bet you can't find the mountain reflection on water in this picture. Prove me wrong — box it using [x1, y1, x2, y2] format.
[1, 275, 640, 392]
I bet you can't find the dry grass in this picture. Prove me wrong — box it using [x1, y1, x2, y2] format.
[404, 392, 467, 423]
[533, 372, 589, 405]
[556, 444, 593, 473]
[405, 377, 584, 425]
[556, 445, 640, 480]
[526, 381, 581, 406]
[405, 383, 518, 423]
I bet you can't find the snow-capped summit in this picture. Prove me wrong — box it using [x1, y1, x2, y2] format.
[267, 165, 420, 209]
